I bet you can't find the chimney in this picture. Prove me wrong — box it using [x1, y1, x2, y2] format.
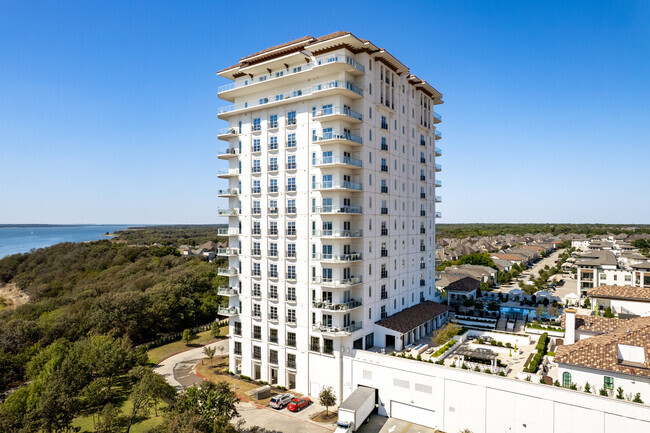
[564, 308, 577, 345]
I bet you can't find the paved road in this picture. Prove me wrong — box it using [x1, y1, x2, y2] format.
[154, 339, 228, 391]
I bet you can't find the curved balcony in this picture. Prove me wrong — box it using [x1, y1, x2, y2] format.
[217, 127, 239, 140]
[435, 164, 442, 172]
[218, 168, 240, 178]
[312, 299, 362, 312]
[218, 287, 239, 297]
[312, 131, 363, 147]
[218, 80, 362, 119]
[218, 53, 365, 100]
[218, 147, 240, 159]
[311, 321, 363, 336]
[218, 188, 239, 197]
[312, 155, 362, 169]
[217, 227, 239, 236]
[311, 276, 363, 288]
[435, 196, 442, 203]
[313, 106, 363, 123]
[435, 212, 442, 218]
[218, 306, 240, 317]
[218, 267, 238, 277]
[218, 247, 240, 257]
[217, 208, 240, 216]
[435, 179, 442, 188]
[435, 147, 442, 157]
[435, 130, 442, 140]
[312, 253, 362, 263]
[312, 229, 363, 239]
[312, 181, 362, 191]
[312, 205, 362, 215]
[433, 111, 442, 124]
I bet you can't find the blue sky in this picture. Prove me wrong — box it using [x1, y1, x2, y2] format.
[0, 0, 649, 224]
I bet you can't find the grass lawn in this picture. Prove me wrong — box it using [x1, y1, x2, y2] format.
[72, 376, 168, 433]
[147, 326, 228, 365]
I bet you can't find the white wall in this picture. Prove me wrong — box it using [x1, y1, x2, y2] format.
[344, 350, 650, 433]
[557, 363, 650, 402]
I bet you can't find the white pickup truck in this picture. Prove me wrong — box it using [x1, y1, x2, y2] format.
[334, 386, 376, 433]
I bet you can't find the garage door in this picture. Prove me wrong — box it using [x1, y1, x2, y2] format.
[390, 401, 439, 429]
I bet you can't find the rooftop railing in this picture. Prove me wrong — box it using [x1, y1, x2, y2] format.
[312, 155, 362, 167]
[313, 106, 363, 121]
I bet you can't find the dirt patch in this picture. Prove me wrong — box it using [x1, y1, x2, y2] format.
[0, 283, 30, 310]
[195, 356, 302, 406]
[311, 410, 338, 423]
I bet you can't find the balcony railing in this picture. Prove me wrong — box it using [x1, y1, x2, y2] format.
[312, 155, 362, 168]
[217, 168, 240, 177]
[217, 208, 240, 216]
[312, 229, 363, 238]
[313, 106, 363, 121]
[218, 80, 363, 115]
[420, 158, 426, 164]
[218, 148, 240, 158]
[381, 207, 388, 215]
[218, 188, 239, 196]
[312, 205, 362, 214]
[217, 127, 239, 136]
[435, 196, 442, 203]
[435, 212, 442, 218]
[380, 165, 388, 172]
[218, 287, 239, 296]
[434, 111, 442, 122]
[381, 143, 389, 151]
[312, 321, 363, 336]
[218, 267, 238, 276]
[435, 179, 442, 187]
[381, 186, 388, 193]
[313, 181, 362, 191]
[218, 306, 239, 316]
[218, 53, 365, 93]
[435, 130, 442, 140]
[312, 276, 363, 287]
[435, 164, 442, 171]
[312, 299, 362, 311]
[218, 248, 239, 256]
[312, 253, 362, 262]
[435, 147, 442, 156]
[217, 227, 239, 236]
[313, 130, 363, 145]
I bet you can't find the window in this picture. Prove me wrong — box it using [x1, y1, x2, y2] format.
[269, 263, 278, 278]
[252, 160, 261, 173]
[287, 111, 296, 125]
[287, 221, 296, 236]
[269, 306, 278, 321]
[269, 114, 278, 128]
[269, 285, 278, 300]
[252, 221, 261, 235]
[604, 376, 614, 390]
[269, 243, 278, 257]
[252, 242, 261, 256]
[253, 118, 261, 131]
[269, 221, 278, 235]
[287, 265, 296, 280]
[253, 325, 261, 340]
[287, 353, 296, 369]
[269, 136, 278, 150]
[269, 178, 278, 193]
[234, 321, 242, 336]
[269, 349, 278, 364]
[323, 339, 334, 355]
[287, 199, 296, 214]
[234, 341, 242, 355]
[287, 177, 296, 192]
[252, 303, 261, 317]
[287, 133, 296, 147]
[269, 157, 278, 171]
[310, 336, 320, 352]
[365, 333, 374, 350]
[562, 371, 571, 388]
[287, 309, 296, 323]
[252, 138, 261, 152]
[287, 332, 296, 348]
[287, 155, 296, 169]
[287, 243, 296, 258]
[269, 328, 278, 343]
[287, 286, 296, 302]
[252, 263, 261, 277]
[253, 345, 261, 360]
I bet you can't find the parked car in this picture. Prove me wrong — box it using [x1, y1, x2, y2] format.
[269, 393, 295, 409]
[287, 397, 311, 412]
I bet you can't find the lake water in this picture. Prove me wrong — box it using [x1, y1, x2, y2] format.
[0, 225, 131, 259]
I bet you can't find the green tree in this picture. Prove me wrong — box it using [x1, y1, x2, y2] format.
[95, 402, 123, 433]
[210, 321, 221, 338]
[431, 322, 460, 347]
[616, 387, 624, 399]
[125, 367, 176, 432]
[172, 381, 240, 433]
[319, 386, 336, 415]
[182, 329, 194, 346]
[202, 345, 217, 365]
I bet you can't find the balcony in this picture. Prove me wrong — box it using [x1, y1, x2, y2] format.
[313, 106, 363, 123]
[420, 175, 426, 181]
[218, 147, 240, 159]
[312, 155, 362, 169]
[217, 127, 239, 139]
[435, 147, 442, 157]
[311, 321, 363, 336]
[312, 229, 363, 238]
[435, 130, 442, 140]
[381, 143, 389, 151]
[435, 179, 442, 187]
[420, 193, 426, 199]
[312, 299, 362, 311]
[313, 180, 362, 191]
[312, 253, 362, 262]
[268, 164, 279, 172]
[218, 267, 238, 277]
[218, 188, 239, 197]
[434, 111, 442, 124]
[381, 228, 388, 236]
[218, 247, 240, 257]
[435, 212, 442, 218]
[381, 207, 388, 215]
[381, 186, 388, 193]
[218, 80, 363, 118]
[312, 276, 363, 288]
[218, 306, 240, 317]
[312, 205, 362, 215]
[381, 121, 389, 130]
[218, 287, 239, 297]
[435, 196, 442, 203]
[218, 53, 365, 99]
[286, 206, 297, 214]
[435, 164, 442, 172]
[380, 165, 388, 172]
[420, 157, 426, 164]
[381, 249, 388, 257]
[217, 208, 240, 216]
[313, 131, 363, 147]
[217, 168, 239, 178]
[217, 227, 239, 236]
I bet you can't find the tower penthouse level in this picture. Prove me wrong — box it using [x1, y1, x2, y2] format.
[216, 31, 444, 400]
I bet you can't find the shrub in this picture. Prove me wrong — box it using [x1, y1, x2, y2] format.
[390, 352, 396, 356]
[474, 366, 481, 372]
[461, 363, 468, 370]
[505, 342, 512, 348]
[477, 338, 484, 344]
[490, 340, 497, 346]
[616, 387, 624, 399]
[633, 393, 643, 404]
[450, 363, 456, 368]
[258, 380, 268, 385]
[539, 377, 545, 384]
[436, 360, 444, 365]
[240, 375, 251, 381]
[417, 354, 422, 361]
[554, 380, 560, 387]
[569, 383, 577, 390]
[525, 376, 531, 382]
[497, 341, 503, 347]
[498, 371, 506, 377]
[431, 322, 461, 346]
[276, 386, 287, 391]
[584, 382, 591, 393]
[600, 388, 608, 396]
[484, 369, 492, 374]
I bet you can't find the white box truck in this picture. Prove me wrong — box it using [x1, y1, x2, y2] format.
[334, 386, 376, 433]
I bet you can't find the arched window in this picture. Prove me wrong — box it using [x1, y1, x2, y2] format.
[562, 372, 572, 388]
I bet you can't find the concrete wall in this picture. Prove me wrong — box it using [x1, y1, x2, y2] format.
[557, 363, 650, 402]
[344, 350, 650, 433]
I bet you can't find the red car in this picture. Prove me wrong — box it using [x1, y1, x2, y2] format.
[287, 397, 311, 412]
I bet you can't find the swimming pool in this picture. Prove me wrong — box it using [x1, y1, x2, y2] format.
[500, 306, 562, 318]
